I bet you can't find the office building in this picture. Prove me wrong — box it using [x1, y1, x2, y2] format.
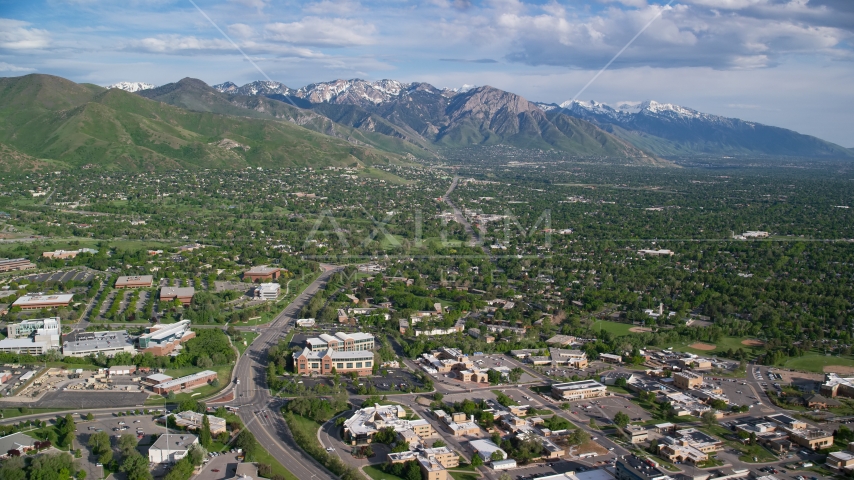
[12, 294, 74, 310]
[254, 283, 280, 300]
[0, 317, 60, 355]
[160, 287, 195, 306]
[304, 332, 374, 352]
[148, 434, 198, 464]
[0, 258, 36, 272]
[62, 330, 136, 358]
[138, 320, 195, 355]
[294, 349, 374, 376]
[115, 275, 154, 289]
[551, 380, 607, 400]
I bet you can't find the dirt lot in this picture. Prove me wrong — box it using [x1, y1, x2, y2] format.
[689, 342, 717, 351]
[741, 339, 765, 347]
[629, 327, 652, 333]
[823, 366, 854, 374]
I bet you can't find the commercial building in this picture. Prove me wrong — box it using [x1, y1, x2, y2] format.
[115, 275, 154, 289]
[42, 248, 97, 259]
[820, 373, 854, 398]
[148, 434, 198, 464]
[615, 455, 673, 480]
[468, 439, 508, 463]
[0, 432, 37, 458]
[304, 332, 374, 352]
[638, 249, 674, 257]
[168, 411, 227, 435]
[62, 330, 136, 358]
[673, 371, 704, 390]
[551, 380, 607, 400]
[765, 414, 834, 450]
[0, 258, 36, 272]
[293, 349, 374, 376]
[138, 320, 195, 355]
[0, 317, 61, 355]
[657, 428, 722, 465]
[343, 404, 434, 446]
[243, 266, 282, 282]
[295, 318, 316, 327]
[549, 348, 589, 368]
[254, 283, 280, 300]
[160, 286, 195, 305]
[151, 370, 217, 394]
[12, 294, 74, 310]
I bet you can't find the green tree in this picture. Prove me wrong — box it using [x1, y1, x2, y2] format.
[200, 415, 212, 448]
[121, 452, 153, 480]
[701, 411, 718, 427]
[86, 413, 94, 421]
[613, 411, 630, 428]
[391, 441, 410, 453]
[118, 434, 138, 456]
[471, 454, 483, 467]
[432, 439, 447, 448]
[490, 450, 505, 461]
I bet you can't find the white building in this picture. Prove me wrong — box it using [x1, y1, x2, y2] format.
[0, 317, 61, 354]
[148, 434, 198, 464]
[296, 318, 316, 327]
[469, 439, 508, 463]
[255, 283, 280, 300]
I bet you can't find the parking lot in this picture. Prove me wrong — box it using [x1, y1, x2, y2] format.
[195, 452, 246, 480]
[507, 459, 614, 479]
[566, 395, 654, 425]
[75, 412, 165, 480]
[713, 377, 761, 408]
[19, 270, 93, 284]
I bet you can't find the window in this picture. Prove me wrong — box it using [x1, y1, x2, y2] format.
[311, 363, 319, 369]
[365, 361, 372, 367]
[346, 363, 353, 369]
[356, 362, 362, 368]
[337, 363, 344, 369]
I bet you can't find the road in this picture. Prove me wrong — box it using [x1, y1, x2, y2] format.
[229, 264, 342, 480]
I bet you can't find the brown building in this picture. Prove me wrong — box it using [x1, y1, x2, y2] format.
[12, 294, 74, 310]
[294, 349, 374, 376]
[673, 371, 704, 390]
[151, 370, 217, 394]
[0, 258, 36, 272]
[115, 275, 154, 289]
[160, 287, 195, 305]
[243, 266, 282, 282]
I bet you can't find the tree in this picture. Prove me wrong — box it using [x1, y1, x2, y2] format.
[568, 428, 590, 446]
[86, 413, 94, 421]
[491, 450, 505, 461]
[88, 431, 111, 456]
[613, 411, 630, 428]
[589, 418, 598, 429]
[188, 444, 207, 466]
[701, 411, 718, 427]
[498, 474, 513, 480]
[121, 452, 152, 480]
[432, 440, 446, 448]
[471, 454, 483, 467]
[118, 434, 138, 456]
[391, 441, 410, 453]
[200, 415, 212, 448]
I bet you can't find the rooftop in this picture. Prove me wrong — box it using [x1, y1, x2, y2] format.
[63, 330, 133, 354]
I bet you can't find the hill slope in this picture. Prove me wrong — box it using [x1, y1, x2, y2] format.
[0, 74, 407, 171]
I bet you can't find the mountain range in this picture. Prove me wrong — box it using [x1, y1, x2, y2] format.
[0, 73, 850, 172]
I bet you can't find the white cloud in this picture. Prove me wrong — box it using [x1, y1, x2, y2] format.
[0, 62, 35, 72]
[265, 17, 377, 47]
[228, 23, 257, 39]
[0, 18, 50, 50]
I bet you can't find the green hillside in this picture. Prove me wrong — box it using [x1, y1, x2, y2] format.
[0, 74, 408, 171]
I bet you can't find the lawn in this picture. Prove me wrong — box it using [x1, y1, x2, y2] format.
[587, 320, 633, 337]
[781, 352, 854, 373]
[235, 331, 259, 355]
[364, 465, 405, 480]
[449, 473, 479, 480]
[145, 364, 232, 405]
[252, 447, 300, 480]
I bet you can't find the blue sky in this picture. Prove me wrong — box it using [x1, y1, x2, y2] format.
[1, 0, 852, 146]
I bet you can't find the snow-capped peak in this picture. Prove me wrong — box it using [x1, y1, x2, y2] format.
[294, 79, 410, 105]
[107, 82, 155, 93]
[444, 84, 477, 94]
[212, 81, 238, 94]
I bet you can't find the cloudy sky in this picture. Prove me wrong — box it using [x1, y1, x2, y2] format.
[1, 0, 852, 146]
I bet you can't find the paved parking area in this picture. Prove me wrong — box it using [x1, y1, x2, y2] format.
[29, 390, 149, 408]
[196, 452, 243, 480]
[715, 378, 760, 407]
[20, 270, 93, 284]
[568, 396, 653, 425]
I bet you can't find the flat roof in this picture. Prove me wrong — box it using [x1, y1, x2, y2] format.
[553, 380, 606, 391]
[160, 287, 195, 297]
[246, 266, 280, 273]
[63, 330, 133, 353]
[0, 338, 49, 349]
[150, 433, 197, 451]
[13, 294, 74, 306]
[153, 370, 216, 389]
[116, 275, 153, 284]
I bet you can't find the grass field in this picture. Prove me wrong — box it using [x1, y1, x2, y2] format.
[364, 465, 405, 480]
[588, 320, 633, 337]
[782, 352, 854, 373]
[235, 331, 259, 355]
[672, 336, 766, 357]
